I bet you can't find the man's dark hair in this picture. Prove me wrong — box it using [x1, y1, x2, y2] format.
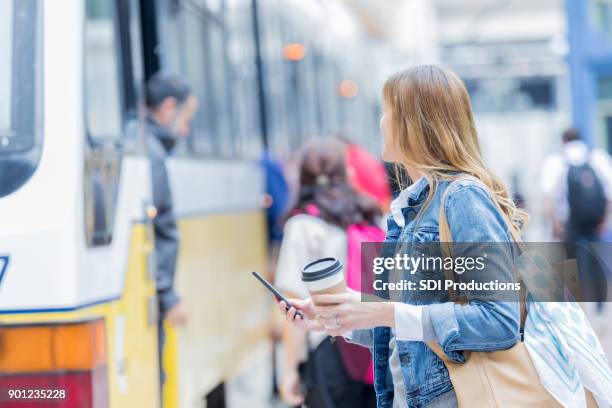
[145, 73, 192, 109]
[562, 128, 581, 144]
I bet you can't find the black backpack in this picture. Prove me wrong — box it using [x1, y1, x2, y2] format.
[567, 160, 607, 230]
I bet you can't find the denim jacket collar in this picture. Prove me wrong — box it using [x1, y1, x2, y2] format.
[390, 176, 428, 227]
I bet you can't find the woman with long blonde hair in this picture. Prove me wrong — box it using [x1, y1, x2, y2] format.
[278, 65, 527, 407]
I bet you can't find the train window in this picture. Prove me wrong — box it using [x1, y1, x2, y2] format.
[225, 0, 262, 156]
[200, 24, 233, 156]
[0, 2, 12, 136]
[176, 8, 213, 155]
[0, 0, 42, 198]
[84, 0, 123, 140]
[114, 0, 144, 123]
[0, 0, 38, 152]
[128, 0, 144, 107]
[156, 1, 240, 157]
[259, 7, 290, 155]
[83, 0, 141, 246]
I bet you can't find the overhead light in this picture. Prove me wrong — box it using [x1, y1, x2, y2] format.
[339, 80, 359, 98]
[283, 43, 306, 61]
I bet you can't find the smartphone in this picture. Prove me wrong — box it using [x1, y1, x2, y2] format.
[251, 271, 303, 318]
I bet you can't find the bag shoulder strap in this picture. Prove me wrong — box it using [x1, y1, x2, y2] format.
[438, 184, 457, 300]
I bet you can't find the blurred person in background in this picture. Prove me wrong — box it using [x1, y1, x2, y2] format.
[275, 138, 380, 408]
[540, 128, 612, 241]
[145, 73, 199, 387]
[261, 150, 290, 245]
[258, 149, 290, 399]
[540, 128, 612, 310]
[511, 173, 526, 209]
[342, 137, 392, 213]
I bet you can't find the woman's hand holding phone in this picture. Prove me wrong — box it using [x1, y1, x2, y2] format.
[275, 297, 325, 331]
[277, 290, 395, 336]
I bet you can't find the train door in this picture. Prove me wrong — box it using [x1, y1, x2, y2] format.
[83, 0, 161, 407]
[138, 1, 272, 406]
[83, 0, 145, 246]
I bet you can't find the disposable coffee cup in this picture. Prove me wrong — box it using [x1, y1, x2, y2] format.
[301, 257, 346, 304]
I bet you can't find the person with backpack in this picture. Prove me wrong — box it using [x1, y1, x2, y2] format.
[541, 128, 612, 242]
[274, 137, 381, 408]
[540, 128, 612, 307]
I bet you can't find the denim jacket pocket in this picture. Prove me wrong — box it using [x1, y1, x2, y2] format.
[396, 342, 449, 396]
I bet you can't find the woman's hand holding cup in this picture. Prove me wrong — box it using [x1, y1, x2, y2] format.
[311, 291, 394, 336]
[276, 257, 346, 331]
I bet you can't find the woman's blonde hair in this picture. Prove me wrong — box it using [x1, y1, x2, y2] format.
[383, 65, 528, 234]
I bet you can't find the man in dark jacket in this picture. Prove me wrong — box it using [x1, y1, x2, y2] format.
[145, 74, 198, 385]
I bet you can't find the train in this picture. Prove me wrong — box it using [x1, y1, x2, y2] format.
[0, 0, 383, 407]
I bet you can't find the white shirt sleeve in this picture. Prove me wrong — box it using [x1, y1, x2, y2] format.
[591, 149, 612, 201]
[274, 216, 316, 298]
[394, 303, 424, 341]
[343, 329, 374, 348]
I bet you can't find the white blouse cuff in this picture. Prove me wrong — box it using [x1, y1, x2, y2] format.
[394, 303, 424, 341]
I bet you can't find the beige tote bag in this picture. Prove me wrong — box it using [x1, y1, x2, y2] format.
[427, 181, 597, 408]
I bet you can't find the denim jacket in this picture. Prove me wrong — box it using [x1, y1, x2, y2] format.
[352, 176, 521, 408]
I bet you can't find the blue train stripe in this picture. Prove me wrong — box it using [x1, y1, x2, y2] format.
[0, 295, 119, 315]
